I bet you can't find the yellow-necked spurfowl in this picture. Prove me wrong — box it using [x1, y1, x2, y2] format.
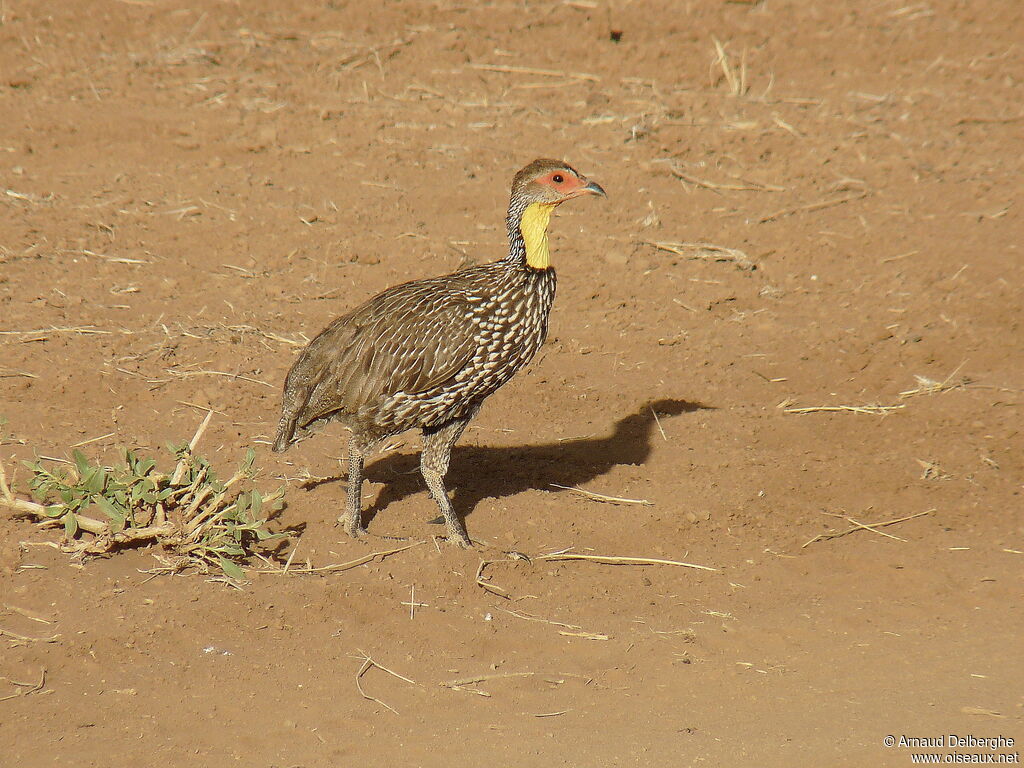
[273, 159, 605, 546]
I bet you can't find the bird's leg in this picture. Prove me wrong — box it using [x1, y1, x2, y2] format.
[421, 413, 475, 547]
[340, 437, 368, 537]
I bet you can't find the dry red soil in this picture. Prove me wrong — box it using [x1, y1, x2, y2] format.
[1, 1, 1022, 766]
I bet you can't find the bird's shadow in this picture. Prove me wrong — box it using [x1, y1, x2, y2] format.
[303, 398, 711, 526]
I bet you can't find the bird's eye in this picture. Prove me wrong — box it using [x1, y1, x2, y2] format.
[552, 174, 564, 184]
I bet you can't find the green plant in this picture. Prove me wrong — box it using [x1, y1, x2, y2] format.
[1, 443, 287, 579]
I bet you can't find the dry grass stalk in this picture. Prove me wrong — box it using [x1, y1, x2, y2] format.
[899, 364, 972, 399]
[0, 627, 61, 644]
[550, 483, 652, 506]
[538, 552, 717, 571]
[70, 433, 116, 449]
[402, 584, 428, 619]
[501, 608, 609, 640]
[916, 459, 951, 481]
[670, 166, 784, 192]
[353, 650, 420, 715]
[784, 404, 904, 415]
[165, 368, 273, 388]
[802, 509, 935, 548]
[475, 558, 509, 597]
[645, 240, 755, 270]
[469, 63, 599, 82]
[441, 671, 547, 691]
[475, 548, 716, 597]
[1, 605, 53, 624]
[711, 37, 747, 97]
[0, 668, 47, 702]
[338, 35, 417, 72]
[760, 191, 868, 223]
[0, 368, 38, 379]
[651, 407, 668, 441]
[256, 541, 424, 574]
[0, 325, 113, 337]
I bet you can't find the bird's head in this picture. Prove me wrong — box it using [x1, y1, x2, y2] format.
[511, 158, 606, 205]
[508, 159, 605, 270]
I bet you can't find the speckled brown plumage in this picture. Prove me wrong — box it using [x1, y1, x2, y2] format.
[273, 159, 604, 545]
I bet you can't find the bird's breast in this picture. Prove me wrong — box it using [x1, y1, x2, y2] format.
[463, 271, 556, 385]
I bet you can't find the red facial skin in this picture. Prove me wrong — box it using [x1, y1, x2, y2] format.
[536, 170, 595, 201]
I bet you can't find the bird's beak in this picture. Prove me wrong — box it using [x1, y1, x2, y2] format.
[560, 179, 606, 202]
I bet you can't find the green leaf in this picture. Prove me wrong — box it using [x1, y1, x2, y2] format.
[239, 447, 256, 476]
[94, 497, 126, 532]
[217, 557, 245, 580]
[72, 450, 91, 479]
[85, 466, 106, 494]
[63, 513, 79, 538]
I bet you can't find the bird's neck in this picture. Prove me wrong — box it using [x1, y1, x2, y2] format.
[506, 201, 556, 271]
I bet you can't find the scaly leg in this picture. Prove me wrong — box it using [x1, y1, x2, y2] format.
[340, 436, 368, 537]
[421, 411, 476, 547]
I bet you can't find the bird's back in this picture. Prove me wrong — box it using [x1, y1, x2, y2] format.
[273, 259, 556, 451]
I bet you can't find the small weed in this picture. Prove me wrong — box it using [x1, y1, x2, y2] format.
[1, 443, 286, 579]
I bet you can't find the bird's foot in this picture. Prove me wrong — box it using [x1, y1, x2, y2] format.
[336, 513, 368, 539]
[426, 513, 474, 547]
[443, 531, 474, 549]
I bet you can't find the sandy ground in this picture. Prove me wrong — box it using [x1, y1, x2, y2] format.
[1, 0, 1022, 765]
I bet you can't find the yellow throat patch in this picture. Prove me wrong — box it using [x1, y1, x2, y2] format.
[520, 202, 555, 269]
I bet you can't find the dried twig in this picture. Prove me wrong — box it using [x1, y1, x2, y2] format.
[759, 192, 868, 223]
[353, 650, 420, 715]
[0, 668, 46, 702]
[802, 509, 935, 548]
[468, 63, 599, 82]
[475, 548, 715, 597]
[475, 559, 509, 597]
[899, 363, 971, 399]
[0, 368, 37, 379]
[550, 484, 652, 506]
[783, 404, 904, 415]
[537, 552, 717, 571]
[255, 541, 423, 574]
[441, 671, 546, 689]
[711, 37, 747, 97]
[644, 240, 755, 270]
[501, 608, 609, 640]
[0, 326, 113, 337]
[670, 166, 784, 192]
[0, 627, 60, 644]
[171, 409, 213, 485]
[165, 369, 273, 388]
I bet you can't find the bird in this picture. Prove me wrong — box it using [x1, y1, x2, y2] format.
[272, 159, 605, 546]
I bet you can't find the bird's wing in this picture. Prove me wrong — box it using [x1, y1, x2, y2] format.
[284, 278, 479, 429]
